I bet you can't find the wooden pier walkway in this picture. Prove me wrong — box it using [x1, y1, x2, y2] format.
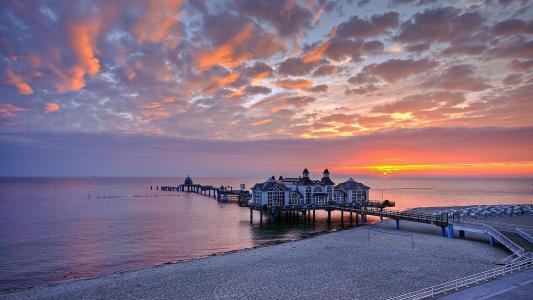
[160, 184, 251, 207]
[248, 203, 449, 228]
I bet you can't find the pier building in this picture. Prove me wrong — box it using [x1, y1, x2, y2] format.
[251, 168, 370, 207]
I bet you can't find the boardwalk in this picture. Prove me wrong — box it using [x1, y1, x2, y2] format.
[161, 184, 251, 207]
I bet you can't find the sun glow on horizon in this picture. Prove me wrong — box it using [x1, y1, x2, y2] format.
[338, 162, 533, 176]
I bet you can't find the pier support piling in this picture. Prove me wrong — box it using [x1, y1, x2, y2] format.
[395, 219, 400, 230]
[327, 210, 331, 223]
[489, 236, 495, 247]
[459, 230, 465, 238]
[441, 226, 446, 237]
[250, 207, 253, 222]
[447, 224, 454, 238]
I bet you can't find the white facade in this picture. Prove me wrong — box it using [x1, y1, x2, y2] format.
[251, 169, 370, 207]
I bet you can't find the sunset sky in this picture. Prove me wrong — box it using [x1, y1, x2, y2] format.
[0, 0, 532, 177]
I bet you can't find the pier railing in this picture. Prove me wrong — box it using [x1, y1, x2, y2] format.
[387, 253, 533, 300]
[482, 223, 525, 256]
[454, 220, 526, 256]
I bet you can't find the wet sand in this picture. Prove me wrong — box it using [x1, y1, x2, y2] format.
[1, 217, 508, 300]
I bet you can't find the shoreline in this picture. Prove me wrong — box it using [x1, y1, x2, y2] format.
[0, 218, 368, 294]
[0, 206, 511, 300]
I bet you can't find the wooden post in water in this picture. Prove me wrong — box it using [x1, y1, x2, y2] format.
[313, 210, 316, 223]
[327, 210, 331, 223]
[249, 207, 253, 222]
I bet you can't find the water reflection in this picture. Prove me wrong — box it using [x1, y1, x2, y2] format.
[0, 177, 531, 290]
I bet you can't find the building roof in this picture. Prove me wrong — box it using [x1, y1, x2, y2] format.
[296, 176, 314, 185]
[252, 181, 291, 192]
[281, 177, 300, 183]
[184, 175, 193, 185]
[320, 177, 335, 185]
[335, 178, 370, 190]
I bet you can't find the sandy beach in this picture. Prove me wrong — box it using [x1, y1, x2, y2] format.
[1, 217, 508, 300]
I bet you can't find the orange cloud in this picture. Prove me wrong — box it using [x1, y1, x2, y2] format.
[5, 68, 33, 94]
[0, 104, 26, 117]
[274, 78, 314, 90]
[48, 64, 86, 92]
[134, 0, 182, 46]
[250, 71, 270, 85]
[195, 23, 254, 70]
[65, 5, 116, 88]
[202, 72, 241, 94]
[251, 118, 273, 127]
[301, 27, 336, 63]
[44, 102, 60, 113]
[69, 22, 101, 76]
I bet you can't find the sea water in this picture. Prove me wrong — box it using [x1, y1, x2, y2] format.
[0, 176, 532, 289]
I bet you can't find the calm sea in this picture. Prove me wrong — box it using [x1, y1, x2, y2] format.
[0, 176, 532, 290]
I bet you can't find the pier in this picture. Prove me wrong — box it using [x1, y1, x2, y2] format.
[247, 202, 450, 228]
[160, 183, 251, 207]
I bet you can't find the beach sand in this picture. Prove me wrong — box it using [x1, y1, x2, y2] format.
[0, 217, 509, 300]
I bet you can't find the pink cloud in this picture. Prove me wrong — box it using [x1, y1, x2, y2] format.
[44, 103, 60, 113]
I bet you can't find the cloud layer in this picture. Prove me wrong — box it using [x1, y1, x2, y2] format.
[0, 0, 532, 176]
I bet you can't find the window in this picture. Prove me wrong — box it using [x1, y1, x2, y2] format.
[290, 193, 299, 206]
[335, 191, 344, 203]
[268, 186, 284, 207]
[327, 186, 333, 201]
[253, 190, 262, 205]
[306, 187, 311, 205]
[313, 187, 323, 193]
[356, 188, 366, 202]
[352, 188, 367, 203]
[315, 194, 326, 205]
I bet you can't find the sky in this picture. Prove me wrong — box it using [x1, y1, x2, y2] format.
[0, 0, 532, 177]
